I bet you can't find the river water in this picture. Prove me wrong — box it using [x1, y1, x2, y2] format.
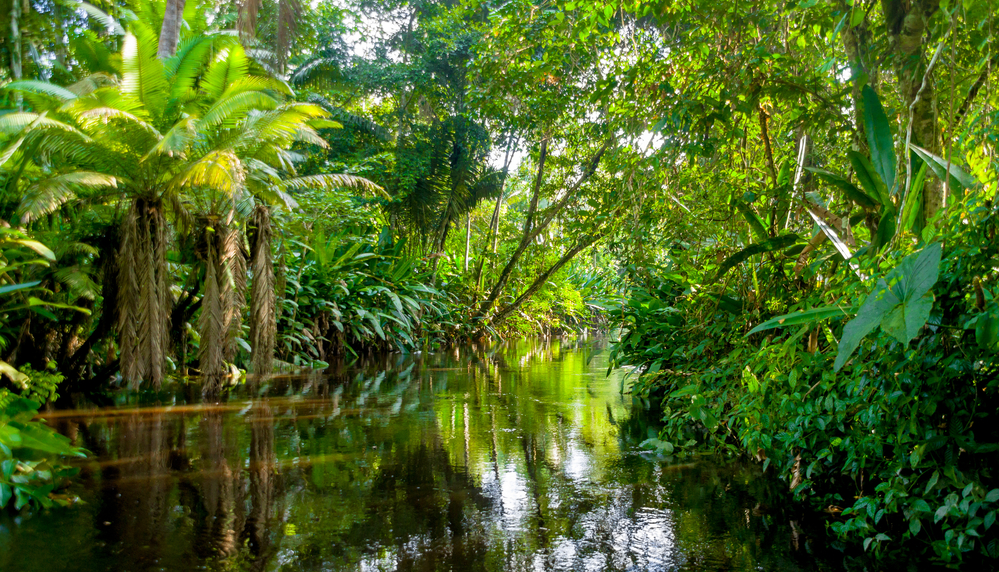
[0, 338, 847, 571]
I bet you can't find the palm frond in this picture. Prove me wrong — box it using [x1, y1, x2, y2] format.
[144, 115, 196, 159]
[201, 46, 250, 102]
[200, 90, 280, 129]
[3, 80, 77, 102]
[121, 31, 168, 117]
[19, 172, 117, 223]
[78, 2, 125, 35]
[282, 174, 387, 198]
[166, 34, 238, 103]
[54, 266, 101, 300]
[171, 149, 246, 197]
[289, 57, 342, 87]
[0, 112, 80, 136]
[66, 73, 118, 97]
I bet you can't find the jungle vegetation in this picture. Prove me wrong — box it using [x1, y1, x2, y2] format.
[0, 0, 998, 566]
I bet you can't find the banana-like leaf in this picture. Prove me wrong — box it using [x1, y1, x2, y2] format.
[807, 167, 879, 209]
[909, 145, 980, 191]
[732, 199, 770, 242]
[862, 84, 897, 194]
[805, 203, 852, 260]
[848, 151, 890, 207]
[748, 305, 856, 335]
[714, 234, 799, 281]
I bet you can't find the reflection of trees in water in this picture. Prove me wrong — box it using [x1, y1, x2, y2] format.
[241, 402, 283, 570]
[94, 410, 174, 566]
[12, 339, 838, 572]
[73, 399, 285, 571]
[197, 406, 243, 558]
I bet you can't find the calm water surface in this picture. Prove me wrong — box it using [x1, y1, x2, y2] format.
[0, 338, 846, 571]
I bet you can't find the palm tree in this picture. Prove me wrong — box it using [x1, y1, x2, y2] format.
[3, 27, 382, 390]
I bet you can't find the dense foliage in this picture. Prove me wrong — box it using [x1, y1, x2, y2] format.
[2, 0, 999, 565]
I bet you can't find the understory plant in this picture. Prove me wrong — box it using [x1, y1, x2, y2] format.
[613, 193, 999, 565]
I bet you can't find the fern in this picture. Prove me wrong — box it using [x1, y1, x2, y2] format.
[120, 31, 168, 121]
[3, 80, 77, 102]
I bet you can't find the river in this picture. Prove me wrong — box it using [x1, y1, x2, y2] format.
[0, 337, 848, 571]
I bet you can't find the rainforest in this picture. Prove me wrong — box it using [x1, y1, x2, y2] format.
[0, 0, 997, 569]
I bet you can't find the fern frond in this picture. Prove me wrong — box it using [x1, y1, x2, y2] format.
[3, 80, 77, 102]
[281, 174, 387, 198]
[120, 32, 167, 118]
[201, 46, 250, 102]
[19, 172, 117, 223]
[200, 90, 280, 129]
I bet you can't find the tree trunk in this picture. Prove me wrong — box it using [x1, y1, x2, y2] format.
[474, 139, 610, 322]
[463, 214, 471, 273]
[473, 138, 549, 319]
[489, 233, 603, 327]
[249, 205, 276, 376]
[474, 139, 518, 292]
[883, 0, 943, 220]
[157, 0, 187, 59]
[118, 198, 169, 389]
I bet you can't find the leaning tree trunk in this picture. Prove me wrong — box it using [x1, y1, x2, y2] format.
[157, 0, 187, 59]
[248, 205, 276, 376]
[118, 198, 169, 389]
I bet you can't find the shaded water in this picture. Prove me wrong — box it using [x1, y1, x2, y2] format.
[0, 338, 845, 571]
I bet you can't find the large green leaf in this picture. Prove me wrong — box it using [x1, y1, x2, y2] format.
[748, 305, 856, 335]
[848, 151, 890, 207]
[807, 167, 879, 209]
[834, 242, 942, 370]
[714, 234, 798, 281]
[872, 205, 897, 251]
[901, 161, 927, 236]
[732, 199, 770, 242]
[862, 84, 897, 194]
[909, 145, 980, 192]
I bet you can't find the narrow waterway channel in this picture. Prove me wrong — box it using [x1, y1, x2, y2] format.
[1, 338, 848, 571]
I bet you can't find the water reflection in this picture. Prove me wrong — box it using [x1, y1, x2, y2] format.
[0, 338, 844, 572]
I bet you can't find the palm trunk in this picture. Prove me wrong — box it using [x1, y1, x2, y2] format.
[200, 215, 245, 394]
[118, 198, 169, 389]
[199, 233, 226, 391]
[157, 0, 187, 59]
[249, 206, 276, 376]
